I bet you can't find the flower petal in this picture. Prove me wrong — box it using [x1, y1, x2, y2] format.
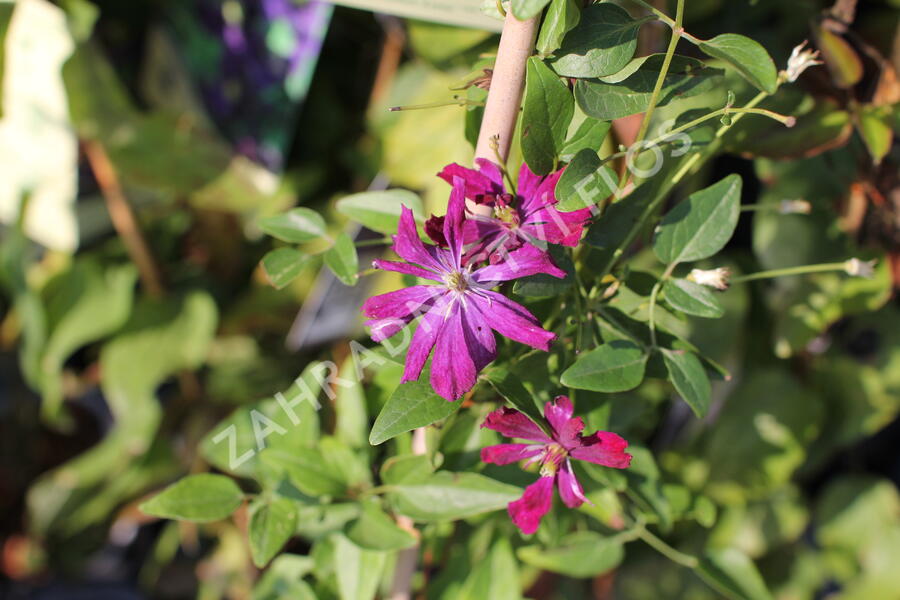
[570, 431, 633, 469]
[508, 476, 555, 535]
[472, 244, 565, 283]
[438, 160, 504, 200]
[481, 443, 544, 465]
[523, 167, 565, 213]
[392, 205, 445, 272]
[429, 299, 494, 400]
[557, 459, 589, 508]
[361, 285, 442, 319]
[372, 259, 442, 282]
[544, 395, 574, 435]
[401, 298, 447, 384]
[365, 317, 412, 342]
[516, 162, 544, 202]
[471, 291, 556, 351]
[443, 178, 467, 267]
[481, 407, 551, 443]
[522, 206, 590, 247]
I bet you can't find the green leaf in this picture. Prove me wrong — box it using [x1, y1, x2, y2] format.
[697, 548, 773, 600]
[249, 497, 298, 567]
[663, 279, 724, 318]
[334, 534, 387, 600]
[258, 208, 327, 243]
[698, 34, 777, 94]
[549, 3, 641, 78]
[575, 55, 722, 120]
[380, 455, 434, 485]
[858, 106, 893, 165]
[260, 448, 347, 497]
[511, 0, 551, 20]
[560, 115, 611, 161]
[140, 474, 243, 522]
[584, 179, 658, 251]
[335, 189, 424, 234]
[345, 503, 417, 551]
[461, 538, 521, 600]
[555, 148, 616, 211]
[518, 532, 624, 577]
[483, 364, 547, 429]
[511, 244, 575, 297]
[261, 248, 310, 290]
[521, 56, 574, 175]
[560, 340, 648, 392]
[324, 232, 359, 285]
[39, 261, 137, 422]
[536, 0, 580, 56]
[252, 554, 317, 600]
[653, 174, 742, 265]
[389, 472, 521, 521]
[369, 373, 461, 445]
[661, 349, 711, 418]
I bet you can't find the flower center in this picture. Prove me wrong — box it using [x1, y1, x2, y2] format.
[490, 194, 519, 227]
[445, 270, 468, 292]
[539, 442, 568, 477]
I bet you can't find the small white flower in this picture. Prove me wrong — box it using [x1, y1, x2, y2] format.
[843, 258, 877, 278]
[688, 267, 731, 291]
[779, 199, 812, 215]
[784, 41, 823, 83]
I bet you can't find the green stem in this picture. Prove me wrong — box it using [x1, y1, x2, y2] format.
[731, 262, 849, 284]
[636, 526, 699, 569]
[647, 263, 676, 349]
[619, 0, 685, 191]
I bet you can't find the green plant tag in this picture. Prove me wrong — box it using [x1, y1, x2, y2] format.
[328, 0, 502, 31]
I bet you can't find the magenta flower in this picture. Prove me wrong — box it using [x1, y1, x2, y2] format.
[437, 159, 592, 264]
[481, 396, 632, 534]
[361, 177, 563, 401]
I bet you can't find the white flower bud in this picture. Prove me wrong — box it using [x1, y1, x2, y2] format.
[843, 258, 876, 279]
[778, 199, 812, 215]
[784, 41, 823, 83]
[687, 267, 731, 291]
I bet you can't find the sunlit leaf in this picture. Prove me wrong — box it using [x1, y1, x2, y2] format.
[560, 340, 648, 392]
[324, 232, 359, 285]
[662, 349, 712, 417]
[261, 248, 310, 290]
[663, 278, 724, 318]
[258, 208, 327, 243]
[140, 474, 243, 522]
[549, 3, 641, 78]
[522, 56, 574, 175]
[336, 189, 424, 234]
[249, 496, 298, 567]
[698, 33, 777, 94]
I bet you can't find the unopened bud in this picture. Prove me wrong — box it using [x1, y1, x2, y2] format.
[688, 267, 731, 291]
[779, 199, 812, 215]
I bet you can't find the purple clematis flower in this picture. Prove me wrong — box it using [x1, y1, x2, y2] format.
[481, 396, 632, 534]
[361, 177, 563, 401]
[437, 159, 592, 264]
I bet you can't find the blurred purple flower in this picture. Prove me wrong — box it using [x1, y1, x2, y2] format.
[481, 396, 632, 534]
[361, 177, 562, 401]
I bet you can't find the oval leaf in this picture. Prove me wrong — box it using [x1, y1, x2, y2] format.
[661, 349, 711, 418]
[518, 532, 624, 577]
[653, 174, 742, 265]
[521, 56, 575, 175]
[555, 148, 616, 212]
[697, 548, 774, 600]
[249, 497, 298, 567]
[335, 190, 424, 235]
[369, 373, 462, 445]
[560, 340, 647, 392]
[663, 278, 724, 318]
[345, 504, 417, 551]
[511, 0, 551, 20]
[140, 474, 243, 522]
[536, 0, 581, 56]
[550, 3, 641, 78]
[575, 55, 723, 121]
[258, 208, 327, 243]
[324, 232, 359, 286]
[259, 448, 347, 497]
[261, 248, 310, 290]
[698, 34, 777, 94]
[388, 472, 521, 521]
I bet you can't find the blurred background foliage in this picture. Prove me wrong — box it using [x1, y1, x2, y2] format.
[0, 0, 898, 598]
